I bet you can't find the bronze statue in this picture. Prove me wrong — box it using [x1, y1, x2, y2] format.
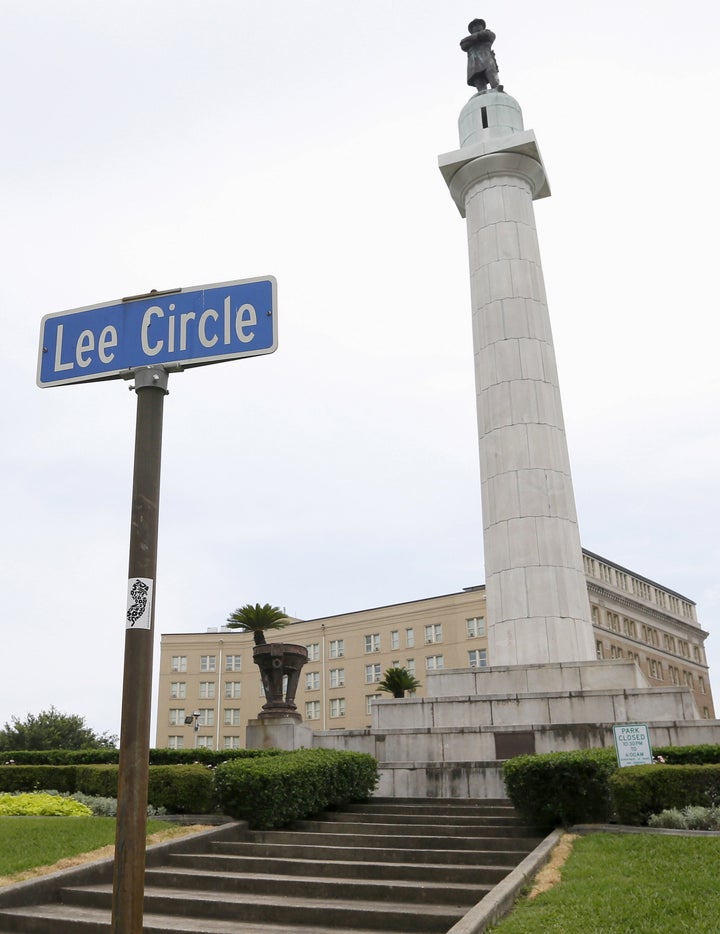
[460, 19, 500, 92]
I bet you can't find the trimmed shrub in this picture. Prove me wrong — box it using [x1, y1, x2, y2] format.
[147, 765, 216, 814]
[215, 748, 378, 829]
[0, 765, 77, 794]
[503, 749, 617, 828]
[75, 765, 119, 798]
[0, 747, 285, 767]
[653, 745, 720, 766]
[610, 763, 720, 825]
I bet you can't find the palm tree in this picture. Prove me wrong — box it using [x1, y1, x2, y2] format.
[378, 666, 421, 698]
[226, 603, 290, 645]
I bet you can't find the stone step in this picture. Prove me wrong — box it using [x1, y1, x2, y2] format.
[145, 866, 490, 906]
[244, 828, 540, 851]
[213, 839, 532, 865]
[316, 809, 526, 826]
[59, 883, 468, 933]
[293, 818, 532, 837]
[0, 904, 411, 934]
[168, 850, 514, 884]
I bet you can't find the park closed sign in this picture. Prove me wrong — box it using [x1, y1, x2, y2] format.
[613, 723, 653, 767]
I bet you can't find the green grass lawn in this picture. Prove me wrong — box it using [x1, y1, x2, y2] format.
[0, 818, 169, 877]
[490, 833, 720, 933]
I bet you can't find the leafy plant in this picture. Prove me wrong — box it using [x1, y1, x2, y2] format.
[0, 792, 91, 817]
[378, 666, 421, 698]
[226, 603, 290, 645]
[648, 805, 720, 831]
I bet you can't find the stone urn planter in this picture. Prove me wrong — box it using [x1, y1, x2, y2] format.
[253, 642, 309, 720]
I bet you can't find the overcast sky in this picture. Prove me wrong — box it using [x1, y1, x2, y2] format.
[1, 1, 718, 738]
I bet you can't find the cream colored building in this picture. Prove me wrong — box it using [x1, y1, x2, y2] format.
[155, 550, 714, 750]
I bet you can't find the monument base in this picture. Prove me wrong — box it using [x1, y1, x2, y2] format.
[246, 717, 314, 752]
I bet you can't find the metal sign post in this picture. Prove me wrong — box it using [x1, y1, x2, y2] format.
[111, 366, 168, 933]
[36, 277, 277, 934]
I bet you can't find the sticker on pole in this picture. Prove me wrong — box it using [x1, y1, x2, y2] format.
[126, 578, 153, 630]
[613, 723, 653, 767]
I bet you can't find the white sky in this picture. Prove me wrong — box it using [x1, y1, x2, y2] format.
[1, 1, 718, 738]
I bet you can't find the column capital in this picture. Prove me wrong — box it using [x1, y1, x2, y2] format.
[439, 131, 550, 216]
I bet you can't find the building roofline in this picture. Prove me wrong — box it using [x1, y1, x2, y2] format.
[582, 548, 696, 606]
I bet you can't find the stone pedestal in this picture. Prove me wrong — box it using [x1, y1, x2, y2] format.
[246, 717, 314, 752]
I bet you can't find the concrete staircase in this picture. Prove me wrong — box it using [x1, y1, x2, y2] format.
[0, 798, 544, 933]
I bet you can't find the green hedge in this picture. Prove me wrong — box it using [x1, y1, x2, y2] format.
[0, 765, 78, 794]
[610, 764, 720, 825]
[0, 763, 217, 813]
[503, 749, 618, 828]
[653, 745, 720, 765]
[215, 748, 378, 829]
[0, 747, 284, 767]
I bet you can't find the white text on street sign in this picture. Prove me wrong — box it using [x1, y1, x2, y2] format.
[37, 276, 276, 387]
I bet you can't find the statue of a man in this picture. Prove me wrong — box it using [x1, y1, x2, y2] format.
[460, 18, 500, 92]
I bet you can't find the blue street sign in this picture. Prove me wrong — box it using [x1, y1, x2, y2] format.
[37, 276, 277, 387]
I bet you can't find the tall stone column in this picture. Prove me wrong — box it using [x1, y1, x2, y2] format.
[439, 90, 595, 666]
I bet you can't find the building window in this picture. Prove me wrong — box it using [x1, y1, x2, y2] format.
[329, 698, 346, 718]
[424, 624, 443, 644]
[684, 671, 694, 689]
[390, 630, 400, 650]
[365, 694, 382, 715]
[171, 656, 187, 673]
[329, 639, 344, 659]
[226, 655, 242, 672]
[306, 643, 320, 662]
[468, 649, 487, 668]
[364, 634, 380, 653]
[199, 681, 215, 699]
[196, 736, 214, 749]
[649, 659, 658, 678]
[406, 659, 416, 675]
[596, 641, 604, 660]
[305, 700, 320, 720]
[200, 655, 216, 672]
[224, 709, 241, 726]
[167, 735, 184, 749]
[426, 655, 444, 670]
[466, 617, 485, 638]
[405, 628, 415, 648]
[305, 671, 320, 691]
[703, 707, 710, 719]
[365, 663, 381, 684]
[591, 606, 600, 625]
[693, 646, 702, 663]
[223, 736, 241, 749]
[664, 634, 676, 653]
[225, 681, 242, 699]
[197, 708, 214, 727]
[607, 613, 619, 633]
[623, 618, 637, 639]
[329, 668, 345, 688]
[169, 708, 185, 726]
[699, 677, 706, 694]
[170, 682, 186, 699]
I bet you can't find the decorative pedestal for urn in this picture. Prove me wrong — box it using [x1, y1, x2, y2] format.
[252, 642, 308, 720]
[246, 642, 313, 752]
